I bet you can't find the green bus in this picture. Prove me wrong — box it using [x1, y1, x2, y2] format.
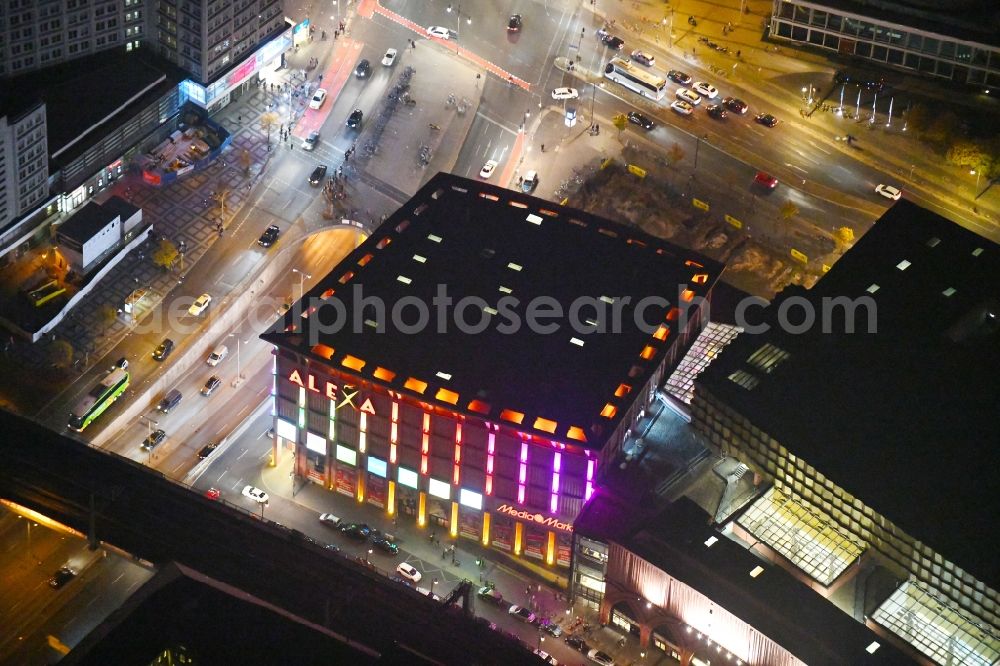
[68, 368, 130, 432]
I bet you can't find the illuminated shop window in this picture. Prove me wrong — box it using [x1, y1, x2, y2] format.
[276, 418, 297, 441]
[428, 478, 451, 500]
[367, 456, 387, 478]
[460, 488, 483, 510]
[305, 431, 326, 454]
[398, 466, 419, 489]
[336, 445, 357, 466]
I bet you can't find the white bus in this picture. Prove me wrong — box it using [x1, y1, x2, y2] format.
[603, 57, 667, 100]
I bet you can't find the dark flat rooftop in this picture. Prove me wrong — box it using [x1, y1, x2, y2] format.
[696, 200, 1000, 587]
[623, 499, 915, 666]
[56, 197, 133, 243]
[263, 173, 723, 450]
[791, 0, 1000, 48]
[0, 47, 185, 164]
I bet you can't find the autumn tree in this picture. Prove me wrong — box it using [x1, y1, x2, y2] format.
[48, 339, 74, 369]
[260, 111, 280, 148]
[834, 226, 855, 252]
[239, 149, 252, 175]
[97, 304, 118, 332]
[151, 238, 179, 270]
[665, 143, 686, 167]
[780, 201, 799, 221]
[612, 113, 628, 138]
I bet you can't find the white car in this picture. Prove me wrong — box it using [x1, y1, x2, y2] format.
[427, 26, 451, 39]
[587, 648, 616, 666]
[318, 513, 341, 526]
[533, 649, 557, 665]
[242, 485, 269, 504]
[671, 100, 695, 116]
[480, 159, 498, 179]
[675, 88, 701, 105]
[396, 562, 422, 583]
[551, 87, 579, 100]
[692, 81, 719, 99]
[630, 50, 655, 66]
[381, 48, 398, 66]
[875, 184, 902, 200]
[309, 88, 327, 109]
[188, 293, 212, 316]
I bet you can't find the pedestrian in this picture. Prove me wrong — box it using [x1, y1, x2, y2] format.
[441, 549, 447, 560]
[540, 143, 545, 152]
[737, 49, 741, 57]
[238, 114, 242, 123]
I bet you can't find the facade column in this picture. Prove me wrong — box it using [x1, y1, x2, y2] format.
[639, 622, 652, 649]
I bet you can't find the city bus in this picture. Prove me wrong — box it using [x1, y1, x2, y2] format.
[604, 57, 667, 100]
[68, 368, 130, 432]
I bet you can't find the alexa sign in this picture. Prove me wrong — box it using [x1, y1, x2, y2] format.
[288, 370, 376, 415]
[496, 504, 573, 532]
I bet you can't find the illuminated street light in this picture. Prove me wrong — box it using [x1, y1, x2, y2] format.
[292, 268, 312, 303]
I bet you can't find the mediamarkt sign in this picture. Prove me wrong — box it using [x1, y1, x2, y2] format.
[496, 504, 573, 532]
[288, 370, 376, 414]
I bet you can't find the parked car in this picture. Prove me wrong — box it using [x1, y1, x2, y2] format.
[396, 562, 422, 583]
[309, 88, 327, 109]
[426, 26, 452, 39]
[675, 88, 701, 105]
[671, 100, 695, 116]
[477, 585, 506, 606]
[533, 649, 557, 665]
[668, 69, 692, 85]
[241, 485, 269, 503]
[508, 605, 536, 623]
[551, 87, 579, 100]
[381, 48, 398, 66]
[309, 164, 328, 186]
[587, 648, 616, 666]
[303, 131, 320, 151]
[541, 621, 563, 637]
[49, 566, 76, 589]
[346, 109, 363, 129]
[627, 111, 655, 129]
[754, 171, 779, 189]
[630, 49, 654, 66]
[152, 338, 174, 361]
[257, 224, 280, 247]
[197, 442, 218, 459]
[565, 635, 588, 652]
[480, 159, 498, 179]
[354, 59, 371, 78]
[755, 112, 779, 127]
[706, 103, 728, 120]
[201, 375, 222, 396]
[340, 523, 371, 540]
[188, 293, 212, 316]
[692, 81, 718, 98]
[507, 14, 522, 32]
[723, 96, 749, 114]
[141, 429, 166, 450]
[596, 28, 624, 50]
[875, 183, 902, 200]
[318, 513, 342, 527]
[205, 487, 221, 500]
[372, 536, 399, 554]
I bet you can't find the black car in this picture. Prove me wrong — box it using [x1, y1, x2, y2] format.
[597, 28, 624, 50]
[49, 566, 76, 589]
[723, 96, 749, 114]
[340, 523, 371, 541]
[507, 14, 522, 32]
[257, 224, 279, 248]
[142, 429, 166, 450]
[346, 108, 363, 129]
[627, 111, 655, 130]
[197, 442, 218, 459]
[707, 103, 728, 120]
[668, 69, 692, 85]
[152, 338, 174, 361]
[565, 635, 588, 652]
[371, 536, 399, 554]
[755, 112, 779, 127]
[309, 164, 328, 186]
[355, 59, 371, 78]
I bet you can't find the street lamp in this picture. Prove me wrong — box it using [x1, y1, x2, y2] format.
[19, 516, 41, 565]
[138, 415, 158, 464]
[229, 334, 250, 383]
[694, 133, 709, 170]
[538, 633, 545, 650]
[292, 268, 312, 303]
[446, 4, 471, 38]
[431, 578, 438, 596]
[971, 169, 982, 191]
[367, 548, 373, 564]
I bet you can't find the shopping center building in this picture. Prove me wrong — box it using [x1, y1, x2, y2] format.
[262, 173, 724, 569]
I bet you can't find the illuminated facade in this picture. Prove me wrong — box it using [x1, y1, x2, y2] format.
[263, 173, 723, 568]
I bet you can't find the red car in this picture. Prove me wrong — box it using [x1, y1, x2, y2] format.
[754, 171, 779, 189]
[205, 487, 221, 500]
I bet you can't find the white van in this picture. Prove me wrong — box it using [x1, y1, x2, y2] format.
[206, 345, 228, 366]
[521, 170, 539, 193]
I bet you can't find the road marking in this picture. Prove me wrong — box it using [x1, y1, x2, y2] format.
[112, 573, 124, 584]
[236, 448, 247, 460]
[215, 470, 227, 483]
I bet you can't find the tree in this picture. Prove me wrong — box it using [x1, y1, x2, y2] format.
[611, 113, 628, 138]
[834, 226, 855, 252]
[215, 183, 232, 215]
[48, 339, 74, 369]
[97, 304, 118, 332]
[922, 111, 960, 146]
[905, 103, 932, 133]
[260, 111, 280, 147]
[151, 238, 179, 270]
[946, 140, 991, 172]
[665, 143, 686, 167]
[780, 201, 799, 221]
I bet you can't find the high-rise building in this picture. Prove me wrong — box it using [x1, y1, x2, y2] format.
[0, 101, 49, 232]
